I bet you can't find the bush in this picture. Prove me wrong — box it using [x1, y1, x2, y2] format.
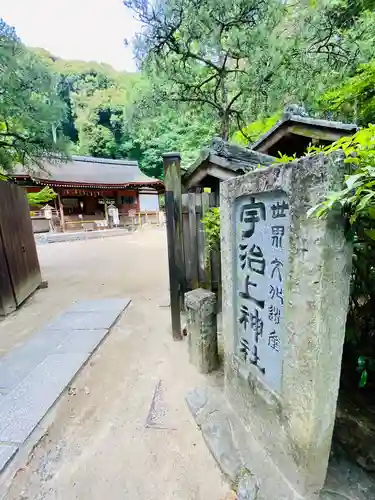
[308, 125, 375, 390]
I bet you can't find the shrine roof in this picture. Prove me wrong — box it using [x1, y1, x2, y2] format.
[13, 155, 163, 190]
[251, 114, 358, 157]
[182, 137, 273, 189]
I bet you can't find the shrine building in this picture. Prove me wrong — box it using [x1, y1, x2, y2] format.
[13, 155, 163, 225]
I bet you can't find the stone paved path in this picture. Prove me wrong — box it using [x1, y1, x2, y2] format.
[0, 299, 129, 472]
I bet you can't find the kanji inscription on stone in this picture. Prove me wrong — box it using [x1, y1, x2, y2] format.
[233, 192, 289, 393]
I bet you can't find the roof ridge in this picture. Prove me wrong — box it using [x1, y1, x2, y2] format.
[71, 155, 139, 166]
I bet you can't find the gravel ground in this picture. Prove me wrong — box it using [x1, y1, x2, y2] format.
[0, 228, 230, 500]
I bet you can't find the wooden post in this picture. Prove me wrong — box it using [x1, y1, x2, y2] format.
[202, 191, 212, 290]
[163, 152, 185, 340]
[104, 197, 109, 225]
[188, 192, 199, 289]
[57, 192, 65, 232]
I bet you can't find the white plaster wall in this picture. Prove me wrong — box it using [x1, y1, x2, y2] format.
[139, 194, 159, 211]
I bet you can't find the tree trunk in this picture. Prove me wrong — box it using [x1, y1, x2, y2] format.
[221, 113, 229, 140]
[218, 49, 229, 140]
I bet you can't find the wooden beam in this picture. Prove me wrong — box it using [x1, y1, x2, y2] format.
[289, 124, 347, 142]
[163, 152, 185, 340]
[201, 192, 212, 290]
[188, 192, 199, 289]
[57, 192, 65, 232]
[183, 165, 209, 189]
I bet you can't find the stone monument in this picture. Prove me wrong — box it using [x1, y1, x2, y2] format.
[187, 153, 353, 500]
[222, 152, 352, 498]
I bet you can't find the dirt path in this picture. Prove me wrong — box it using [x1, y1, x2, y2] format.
[0, 229, 230, 500]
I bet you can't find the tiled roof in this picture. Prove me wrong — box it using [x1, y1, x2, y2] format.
[14, 156, 163, 189]
[251, 114, 358, 152]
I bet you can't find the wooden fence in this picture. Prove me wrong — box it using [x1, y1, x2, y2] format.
[0, 182, 42, 315]
[182, 192, 219, 292]
[163, 153, 220, 339]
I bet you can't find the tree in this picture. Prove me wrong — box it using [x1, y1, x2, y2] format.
[231, 112, 281, 146]
[125, 0, 370, 141]
[27, 186, 57, 206]
[0, 19, 68, 173]
[319, 61, 375, 125]
[35, 50, 142, 160]
[28, 49, 212, 178]
[125, 0, 287, 139]
[123, 74, 215, 177]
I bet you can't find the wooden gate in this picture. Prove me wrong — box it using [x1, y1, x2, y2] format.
[163, 152, 221, 339]
[0, 182, 42, 315]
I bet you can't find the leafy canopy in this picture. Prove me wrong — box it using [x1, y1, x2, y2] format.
[320, 62, 375, 126]
[0, 19, 68, 172]
[231, 112, 281, 146]
[126, 0, 289, 139]
[308, 126, 375, 227]
[27, 186, 57, 207]
[125, 0, 371, 147]
[301, 126, 375, 388]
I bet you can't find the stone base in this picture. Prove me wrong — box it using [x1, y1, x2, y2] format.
[38, 280, 49, 289]
[186, 387, 375, 500]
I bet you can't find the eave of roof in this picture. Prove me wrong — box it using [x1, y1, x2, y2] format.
[12, 155, 164, 189]
[14, 176, 164, 191]
[182, 141, 274, 187]
[251, 114, 358, 151]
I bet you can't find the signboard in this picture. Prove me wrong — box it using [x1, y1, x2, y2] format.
[98, 198, 116, 205]
[233, 191, 289, 393]
[42, 205, 52, 220]
[108, 205, 120, 226]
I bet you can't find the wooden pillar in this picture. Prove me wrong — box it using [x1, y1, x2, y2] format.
[115, 190, 121, 207]
[163, 152, 185, 340]
[201, 191, 212, 290]
[188, 192, 199, 290]
[104, 196, 108, 223]
[57, 192, 65, 232]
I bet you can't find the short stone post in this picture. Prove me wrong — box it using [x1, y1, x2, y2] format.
[185, 288, 219, 373]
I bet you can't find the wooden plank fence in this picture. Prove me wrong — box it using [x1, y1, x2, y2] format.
[163, 153, 220, 339]
[182, 191, 219, 292]
[0, 182, 42, 315]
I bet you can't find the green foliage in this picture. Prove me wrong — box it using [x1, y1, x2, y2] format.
[126, 0, 373, 148]
[201, 207, 220, 262]
[32, 51, 212, 179]
[27, 186, 57, 206]
[0, 19, 68, 172]
[273, 152, 297, 164]
[3, 0, 374, 185]
[123, 73, 216, 177]
[127, 0, 286, 139]
[307, 126, 375, 222]
[320, 61, 375, 126]
[306, 125, 375, 389]
[357, 355, 375, 388]
[232, 113, 282, 146]
[5, 0, 372, 181]
[35, 50, 140, 161]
